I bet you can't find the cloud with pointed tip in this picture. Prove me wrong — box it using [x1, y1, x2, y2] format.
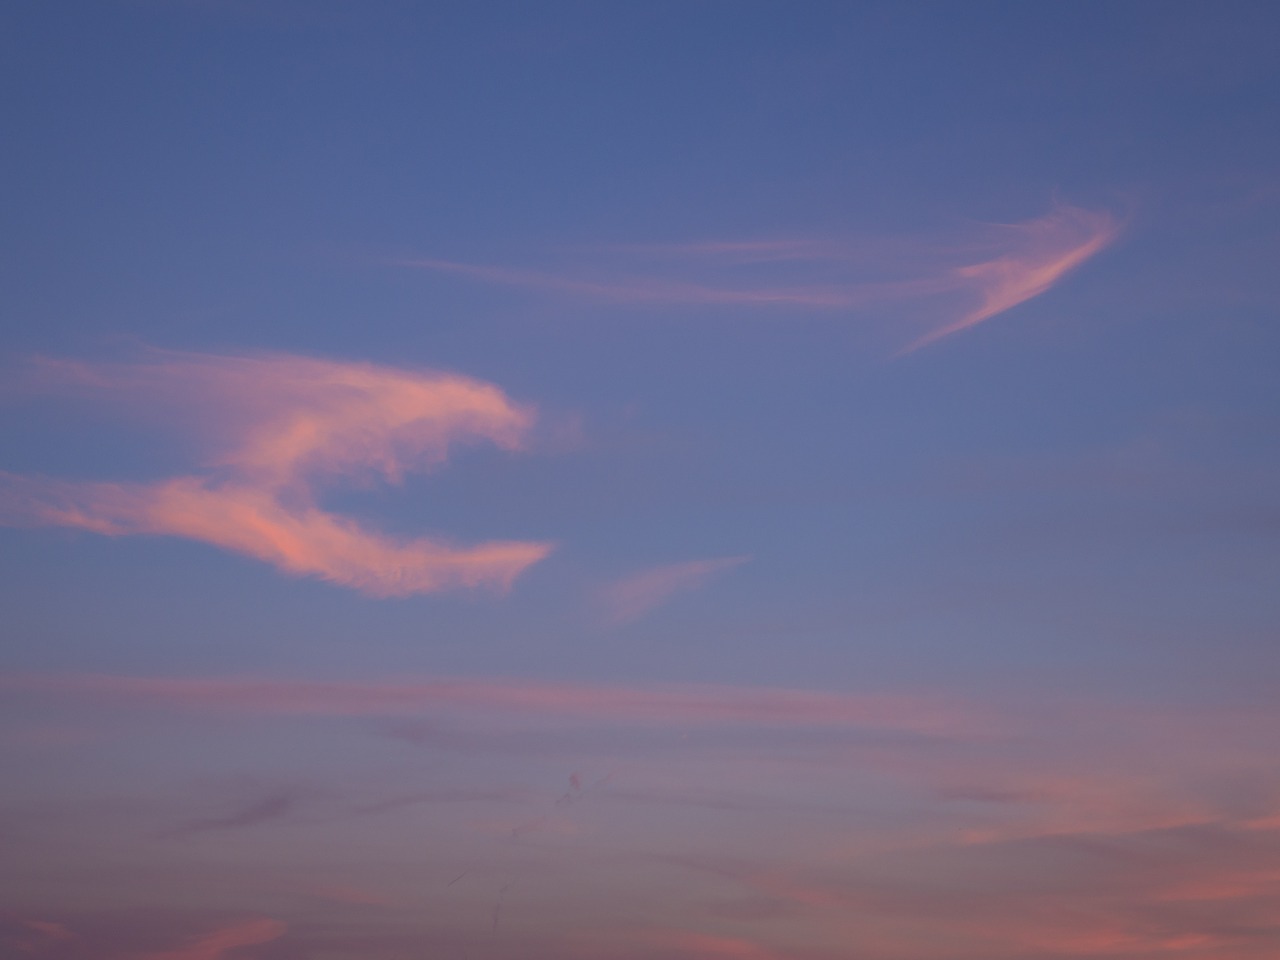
[400, 202, 1120, 351]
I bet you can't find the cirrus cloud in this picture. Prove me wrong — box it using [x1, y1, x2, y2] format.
[138, 918, 286, 960]
[0, 351, 553, 596]
[399, 202, 1121, 352]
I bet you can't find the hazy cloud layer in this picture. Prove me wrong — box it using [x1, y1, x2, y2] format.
[6, 676, 1280, 959]
[0, 672, 984, 737]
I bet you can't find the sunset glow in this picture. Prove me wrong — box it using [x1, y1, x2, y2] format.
[2, 3, 1278, 959]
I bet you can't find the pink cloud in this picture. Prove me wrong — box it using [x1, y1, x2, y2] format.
[897, 204, 1122, 353]
[0, 672, 988, 737]
[641, 930, 790, 960]
[400, 202, 1120, 351]
[20, 920, 75, 943]
[9, 918, 79, 953]
[1, 351, 552, 595]
[598, 556, 751, 626]
[138, 918, 285, 960]
[398, 258, 866, 307]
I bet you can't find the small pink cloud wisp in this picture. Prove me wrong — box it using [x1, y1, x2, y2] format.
[139, 918, 286, 960]
[598, 555, 751, 627]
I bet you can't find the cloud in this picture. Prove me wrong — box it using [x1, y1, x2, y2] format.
[639, 930, 790, 960]
[20, 920, 76, 943]
[598, 556, 751, 627]
[399, 202, 1120, 351]
[0, 672, 987, 737]
[730, 823, 1280, 960]
[897, 204, 1122, 354]
[2, 918, 79, 954]
[138, 918, 285, 960]
[308, 884, 395, 908]
[8, 682, 1280, 959]
[171, 789, 303, 836]
[0, 351, 553, 596]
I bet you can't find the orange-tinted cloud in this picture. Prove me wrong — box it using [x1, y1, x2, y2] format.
[139, 918, 285, 960]
[401, 202, 1119, 351]
[0, 351, 552, 595]
[598, 556, 751, 627]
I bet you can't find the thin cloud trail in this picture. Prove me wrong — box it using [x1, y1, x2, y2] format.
[897, 204, 1122, 353]
[398, 257, 875, 307]
[598, 555, 751, 627]
[400, 202, 1120, 351]
[0, 672, 990, 737]
[137, 918, 286, 960]
[0, 351, 553, 596]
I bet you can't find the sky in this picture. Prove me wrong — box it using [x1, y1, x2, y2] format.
[1, 1, 1279, 958]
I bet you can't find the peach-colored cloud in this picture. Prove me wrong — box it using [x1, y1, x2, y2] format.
[1, 351, 552, 595]
[598, 556, 751, 627]
[139, 918, 285, 960]
[0, 672, 988, 737]
[401, 202, 1119, 351]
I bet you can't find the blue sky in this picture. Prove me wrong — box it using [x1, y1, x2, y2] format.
[2, 3, 1280, 958]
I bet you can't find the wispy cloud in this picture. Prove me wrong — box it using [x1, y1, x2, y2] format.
[138, 918, 286, 960]
[399, 202, 1120, 351]
[598, 556, 751, 627]
[170, 789, 304, 836]
[2, 918, 79, 954]
[8, 681, 1280, 959]
[897, 204, 1122, 353]
[0, 351, 552, 596]
[637, 929, 790, 960]
[0, 672, 987, 737]
[308, 884, 396, 908]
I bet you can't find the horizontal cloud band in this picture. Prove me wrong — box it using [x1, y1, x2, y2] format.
[0, 672, 986, 737]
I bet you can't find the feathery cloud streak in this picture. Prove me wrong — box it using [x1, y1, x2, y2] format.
[400, 203, 1120, 350]
[8, 676, 1280, 959]
[0, 352, 552, 595]
[898, 204, 1122, 353]
[0, 672, 986, 737]
[599, 556, 751, 626]
[138, 919, 286, 960]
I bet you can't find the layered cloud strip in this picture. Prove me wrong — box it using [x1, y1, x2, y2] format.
[0, 671, 983, 736]
[0, 352, 552, 596]
[6, 672, 1280, 960]
[401, 202, 1120, 351]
